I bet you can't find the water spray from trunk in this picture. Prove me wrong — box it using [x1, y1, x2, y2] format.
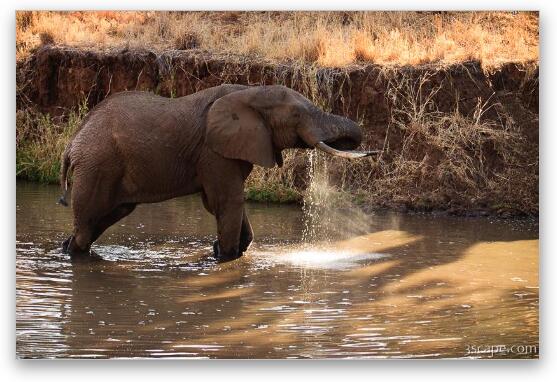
[301, 151, 376, 246]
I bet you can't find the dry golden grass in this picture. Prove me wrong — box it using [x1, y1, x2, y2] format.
[16, 11, 538, 68]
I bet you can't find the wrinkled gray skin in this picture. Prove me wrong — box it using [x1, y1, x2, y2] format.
[59, 85, 365, 262]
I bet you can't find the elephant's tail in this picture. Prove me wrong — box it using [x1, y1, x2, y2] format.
[58, 142, 72, 207]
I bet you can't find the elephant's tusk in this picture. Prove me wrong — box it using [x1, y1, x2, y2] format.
[315, 141, 381, 159]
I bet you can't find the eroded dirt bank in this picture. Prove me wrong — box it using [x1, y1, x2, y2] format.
[16, 46, 539, 216]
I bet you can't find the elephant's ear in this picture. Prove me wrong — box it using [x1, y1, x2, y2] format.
[206, 89, 276, 168]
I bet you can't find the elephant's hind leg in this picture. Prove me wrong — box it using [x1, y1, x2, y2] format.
[65, 169, 119, 258]
[91, 203, 137, 242]
[63, 203, 136, 258]
[66, 218, 96, 258]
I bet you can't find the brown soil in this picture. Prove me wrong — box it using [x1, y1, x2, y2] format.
[16, 46, 539, 216]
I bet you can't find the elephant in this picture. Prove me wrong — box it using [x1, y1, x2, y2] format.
[58, 84, 377, 262]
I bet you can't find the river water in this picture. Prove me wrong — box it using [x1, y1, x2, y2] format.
[16, 181, 539, 359]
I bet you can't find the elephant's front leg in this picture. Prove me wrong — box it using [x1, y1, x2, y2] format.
[214, 198, 245, 261]
[199, 155, 254, 262]
[202, 191, 252, 260]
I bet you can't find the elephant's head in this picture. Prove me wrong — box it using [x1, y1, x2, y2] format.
[206, 85, 377, 168]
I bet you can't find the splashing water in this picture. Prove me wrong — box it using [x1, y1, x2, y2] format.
[301, 151, 375, 246]
[301, 150, 333, 243]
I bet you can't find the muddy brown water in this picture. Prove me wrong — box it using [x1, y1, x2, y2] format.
[16, 181, 539, 359]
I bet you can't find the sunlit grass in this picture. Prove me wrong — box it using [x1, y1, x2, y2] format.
[16, 11, 538, 68]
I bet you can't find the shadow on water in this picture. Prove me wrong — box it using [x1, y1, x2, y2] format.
[16, 181, 538, 359]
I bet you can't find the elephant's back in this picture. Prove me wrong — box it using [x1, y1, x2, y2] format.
[86, 91, 176, 128]
[68, 91, 205, 202]
[73, 91, 193, 144]
[78, 85, 250, 135]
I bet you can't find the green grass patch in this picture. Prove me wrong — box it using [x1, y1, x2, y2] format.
[16, 102, 88, 184]
[245, 183, 302, 204]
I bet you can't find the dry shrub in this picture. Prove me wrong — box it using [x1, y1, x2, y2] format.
[16, 11, 538, 68]
[174, 32, 199, 50]
[353, 31, 377, 62]
[329, 71, 537, 214]
[39, 31, 54, 45]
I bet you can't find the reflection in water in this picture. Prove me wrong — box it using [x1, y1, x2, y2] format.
[16, 181, 539, 359]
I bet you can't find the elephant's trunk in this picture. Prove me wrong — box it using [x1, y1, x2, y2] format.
[299, 111, 379, 159]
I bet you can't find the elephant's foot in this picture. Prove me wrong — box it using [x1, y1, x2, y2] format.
[64, 236, 103, 262]
[213, 240, 243, 263]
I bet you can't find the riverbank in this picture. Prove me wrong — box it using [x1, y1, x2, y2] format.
[16, 46, 538, 216]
